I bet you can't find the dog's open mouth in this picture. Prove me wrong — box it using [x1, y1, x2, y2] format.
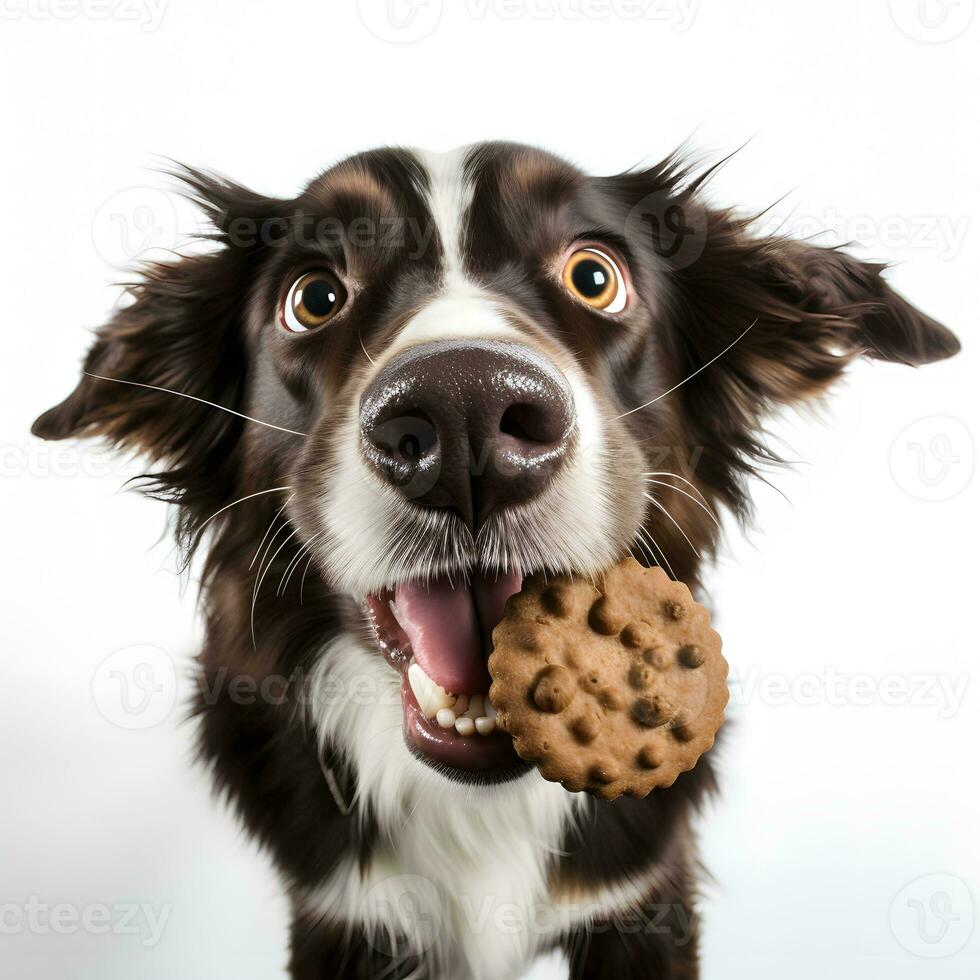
[365, 572, 530, 779]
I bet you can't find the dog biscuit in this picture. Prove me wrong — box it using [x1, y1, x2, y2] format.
[488, 558, 728, 800]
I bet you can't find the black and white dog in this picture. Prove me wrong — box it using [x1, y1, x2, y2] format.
[34, 143, 959, 978]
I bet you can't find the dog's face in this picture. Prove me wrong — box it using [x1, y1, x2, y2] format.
[34, 142, 958, 783]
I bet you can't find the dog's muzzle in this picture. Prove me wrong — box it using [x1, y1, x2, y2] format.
[359, 339, 575, 529]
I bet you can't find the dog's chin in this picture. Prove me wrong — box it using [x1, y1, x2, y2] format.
[365, 571, 534, 783]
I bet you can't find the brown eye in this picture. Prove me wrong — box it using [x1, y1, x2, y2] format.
[561, 247, 628, 313]
[282, 270, 347, 332]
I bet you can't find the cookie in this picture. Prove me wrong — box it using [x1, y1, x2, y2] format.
[488, 558, 728, 800]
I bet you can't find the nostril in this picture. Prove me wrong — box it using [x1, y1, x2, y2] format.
[367, 412, 438, 465]
[499, 403, 565, 445]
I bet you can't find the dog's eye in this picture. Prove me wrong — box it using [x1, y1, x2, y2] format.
[282, 270, 347, 332]
[561, 247, 628, 313]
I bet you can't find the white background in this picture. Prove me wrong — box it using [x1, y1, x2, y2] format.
[2, 1, 978, 977]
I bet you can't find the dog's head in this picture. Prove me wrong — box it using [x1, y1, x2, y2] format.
[34, 143, 959, 782]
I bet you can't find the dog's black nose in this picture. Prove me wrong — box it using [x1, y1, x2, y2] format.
[360, 339, 575, 529]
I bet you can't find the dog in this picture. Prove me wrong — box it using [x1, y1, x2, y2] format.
[33, 142, 960, 979]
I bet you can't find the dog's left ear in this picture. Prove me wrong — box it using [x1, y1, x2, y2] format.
[32, 170, 289, 517]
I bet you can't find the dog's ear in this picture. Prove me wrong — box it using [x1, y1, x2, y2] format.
[671, 210, 960, 414]
[32, 170, 290, 516]
[603, 157, 960, 514]
[608, 159, 959, 409]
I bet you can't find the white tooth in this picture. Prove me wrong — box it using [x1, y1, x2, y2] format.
[475, 717, 495, 736]
[408, 663, 433, 717]
[436, 707, 456, 729]
[466, 694, 484, 719]
[407, 663, 454, 719]
[454, 716, 476, 737]
[453, 694, 469, 716]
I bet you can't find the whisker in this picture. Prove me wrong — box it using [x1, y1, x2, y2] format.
[630, 527, 660, 571]
[251, 526, 300, 648]
[609, 319, 757, 421]
[197, 486, 293, 534]
[279, 530, 325, 596]
[250, 498, 293, 570]
[641, 471, 710, 506]
[359, 330, 376, 365]
[643, 477, 721, 529]
[638, 525, 676, 580]
[644, 491, 702, 561]
[299, 552, 318, 606]
[84, 373, 308, 436]
[277, 539, 309, 597]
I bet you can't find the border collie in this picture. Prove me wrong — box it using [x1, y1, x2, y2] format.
[33, 143, 959, 979]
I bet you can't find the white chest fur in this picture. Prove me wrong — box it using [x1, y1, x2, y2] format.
[304, 637, 585, 978]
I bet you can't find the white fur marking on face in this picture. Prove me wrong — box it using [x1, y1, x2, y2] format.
[415, 146, 474, 289]
[394, 289, 520, 350]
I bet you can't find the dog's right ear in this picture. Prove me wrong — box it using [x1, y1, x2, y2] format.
[32, 170, 291, 515]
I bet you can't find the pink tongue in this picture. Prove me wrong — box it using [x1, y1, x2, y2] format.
[393, 572, 522, 694]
